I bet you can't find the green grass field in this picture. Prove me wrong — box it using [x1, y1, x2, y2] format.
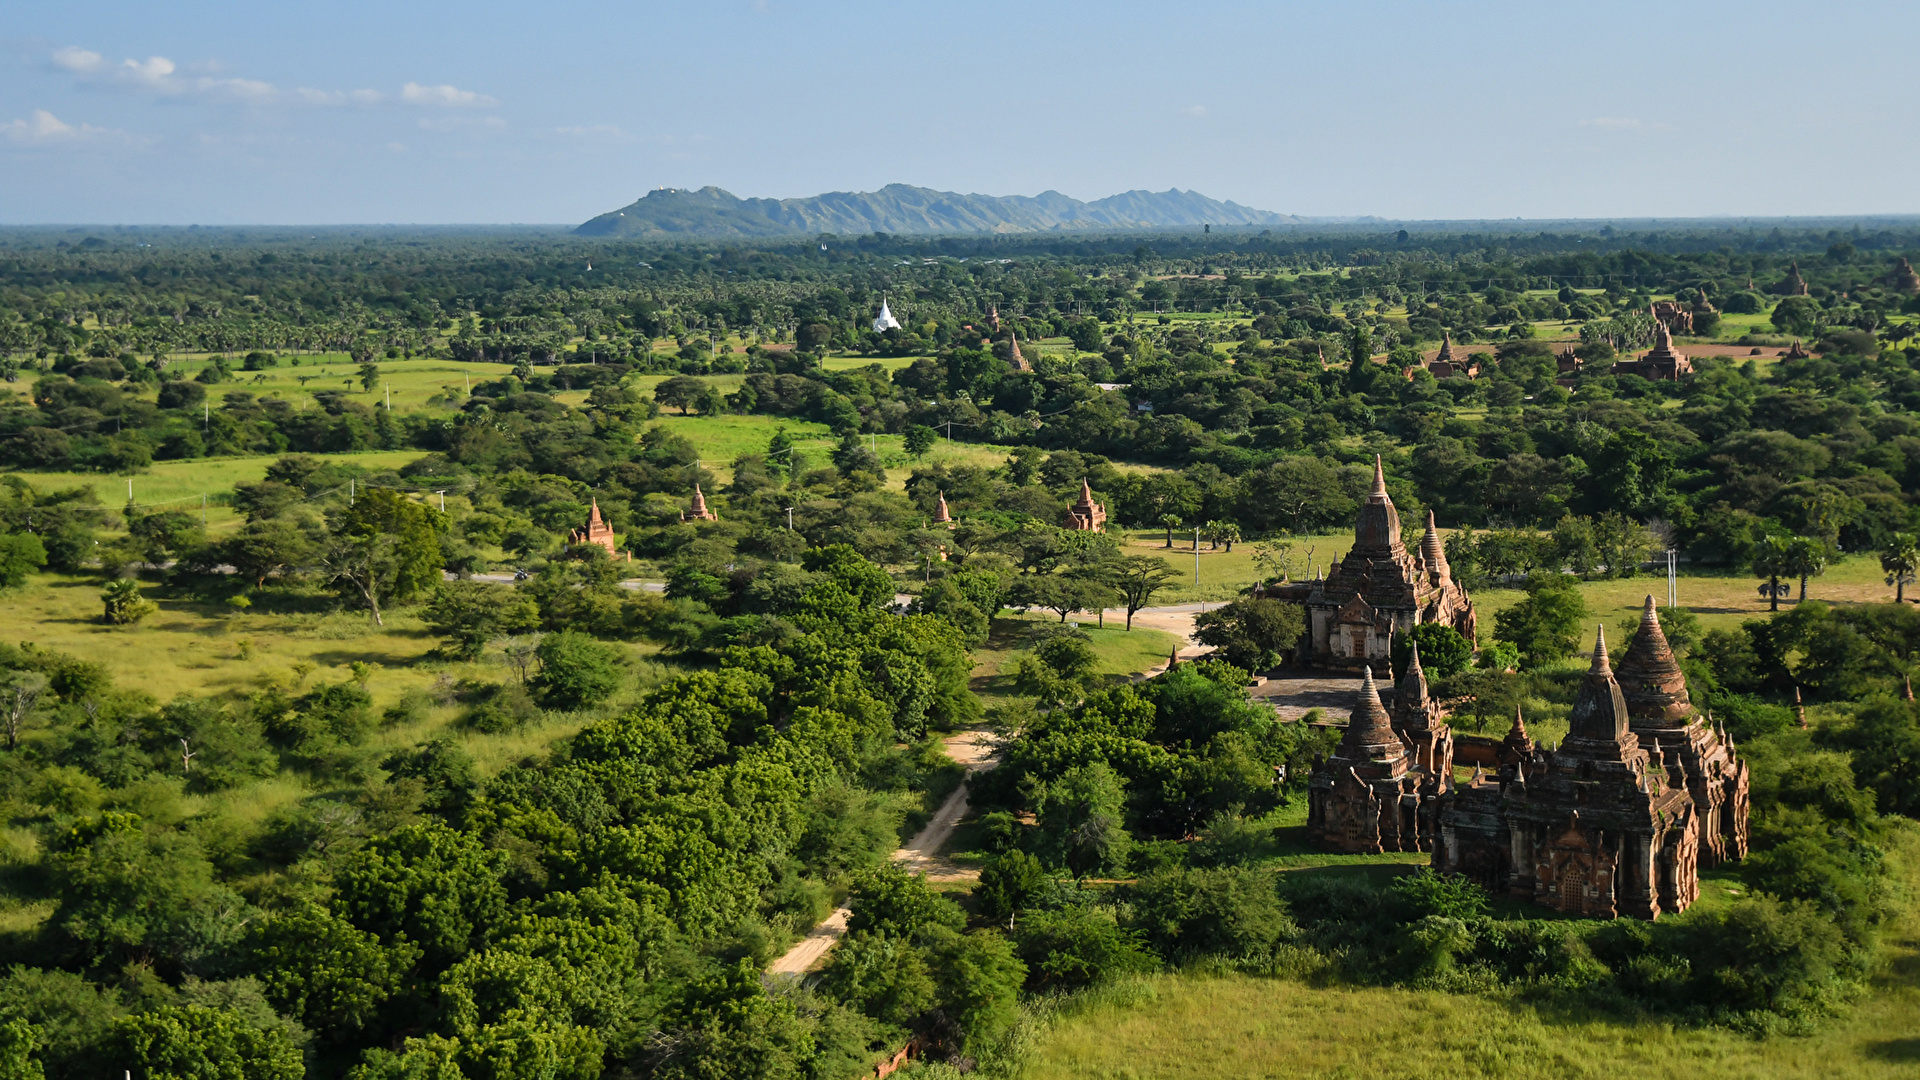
[1008, 826, 1920, 1080]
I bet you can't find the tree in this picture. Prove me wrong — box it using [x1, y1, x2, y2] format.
[110, 1005, 302, 1080]
[1492, 575, 1588, 668]
[332, 822, 508, 972]
[0, 1018, 42, 1080]
[1010, 572, 1108, 624]
[531, 630, 624, 710]
[322, 488, 444, 626]
[1244, 457, 1355, 534]
[246, 904, 421, 1038]
[100, 579, 155, 626]
[1785, 536, 1834, 602]
[845, 864, 964, 939]
[46, 812, 246, 971]
[358, 363, 381, 393]
[1011, 908, 1155, 994]
[423, 582, 541, 660]
[1398, 623, 1473, 678]
[1193, 597, 1306, 672]
[1201, 520, 1241, 552]
[0, 533, 47, 590]
[222, 518, 316, 588]
[975, 850, 1052, 926]
[903, 424, 937, 458]
[1111, 555, 1179, 630]
[920, 927, 1026, 1053]
[1884, 534, 1920, 603]
[653, 375, 705, 415]
[1752, 534, 1795, 612]
[0, 672, 44, 751]
[1035, 761, 1130, 879]
[1157, 513, 1183, 548]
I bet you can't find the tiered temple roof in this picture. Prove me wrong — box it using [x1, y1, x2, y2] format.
[1062, 477, 1106, 531]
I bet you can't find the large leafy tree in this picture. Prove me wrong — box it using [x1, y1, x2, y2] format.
[322, 488, 445, 626]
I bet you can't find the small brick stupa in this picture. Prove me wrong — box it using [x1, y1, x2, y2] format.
[1004, 331, 1031, 373]
[932, 490, 954, 529]
[681, 483, 718, 523]
[569, 500, 622, 558]
[1062, 478, 1107, 531]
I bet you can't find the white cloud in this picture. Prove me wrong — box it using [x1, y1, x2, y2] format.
[1, 109, 130, 145]
[400, 82, 497, 107]
[1182, 104, 1208, 118]
[557, 123, 626, 138]
[49, 45, 498, 115]
[122, 55, 177, 85]
[51, 46, 104, 73]
[297, 87, 385, 106]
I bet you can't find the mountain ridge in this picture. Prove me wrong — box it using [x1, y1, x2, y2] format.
[574, 183, 1310, 237]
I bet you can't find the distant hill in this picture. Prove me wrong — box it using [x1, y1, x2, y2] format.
[574, 184, 1307, 238]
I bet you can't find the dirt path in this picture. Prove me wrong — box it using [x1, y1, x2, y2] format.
[766, 729, 999, 978]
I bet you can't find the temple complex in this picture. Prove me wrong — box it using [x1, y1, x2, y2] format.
[569, 500, 623, 557]
[1062, 478, 1106, 531]
[1267, 458, 1477, 673]
[680, 483, 719, 523]
[1423, 607, 1746, 920]
[1610, 319, 1694, 381]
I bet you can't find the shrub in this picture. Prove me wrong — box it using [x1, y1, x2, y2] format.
[1125, 868, 1294, 958]
[975, 850, 1052, 923]
[845, 864, 964, 939]
[531, 631, 623, 710]
[1012, 907, 1156, 993]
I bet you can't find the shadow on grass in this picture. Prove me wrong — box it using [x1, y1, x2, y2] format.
[1864, 1038, 1920, 1063]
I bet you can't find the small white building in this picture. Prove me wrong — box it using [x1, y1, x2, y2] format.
[872, 295, 902, 333]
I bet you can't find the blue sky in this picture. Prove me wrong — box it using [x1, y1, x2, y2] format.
[2, 0, 1914, 224]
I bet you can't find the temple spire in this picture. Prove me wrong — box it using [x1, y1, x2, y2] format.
[1617, 594, 1690, 725]
[1371, 455, 1388, 498]
[1339, 667, 1401, 759]
[1566, 624, 1631, 746]
[1420, 509, 1449, 581]
[933, 490, 952, 525]
[1397, 642, 1429, 709]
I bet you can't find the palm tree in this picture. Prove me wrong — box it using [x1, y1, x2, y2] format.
[1883, 534, 1920, 603]
[1751, 535, 1795, 612]
[1785, 536, 1833, 603]
[1157, 513, 1183, 549]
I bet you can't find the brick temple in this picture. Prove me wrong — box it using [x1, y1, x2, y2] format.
[1268, 457, 1477, 675]
[1306, 598, 1750, 920]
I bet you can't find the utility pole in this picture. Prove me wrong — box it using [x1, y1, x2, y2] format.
[1194, 527, 1201, 585]
[385, 384, 391, 410]
[201, 494, 207, 526]
[349, 479, 354, 506]
[435, 490, 446, 512]
[785, 507, 794, 530]
[127, 478, 133, 504]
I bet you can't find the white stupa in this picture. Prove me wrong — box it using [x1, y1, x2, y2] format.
[872, 294, 902, 333]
